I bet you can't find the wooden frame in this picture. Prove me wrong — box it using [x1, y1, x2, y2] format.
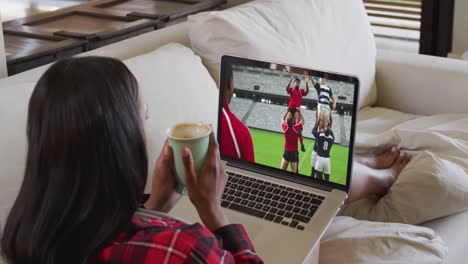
[2, 0, 226, 75]
[3, 4, 158, 75]
[0, 13, 7, 78]
[419, 0, 455, 57]
[4, 30, 86, 75]
[4, 7, 158, 49]
[93, 0, 226, 22]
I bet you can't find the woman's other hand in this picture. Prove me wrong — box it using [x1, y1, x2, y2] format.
[144, 140, 181, 212]
[182, 131, 229, 230]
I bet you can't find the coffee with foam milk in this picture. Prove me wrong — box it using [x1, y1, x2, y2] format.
[168, 123, 211, 140]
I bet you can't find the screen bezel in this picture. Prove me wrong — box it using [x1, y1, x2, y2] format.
[218, 55, 360, 193]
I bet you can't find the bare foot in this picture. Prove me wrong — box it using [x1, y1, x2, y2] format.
[372, 152, 411, 197]
[356, 146, 400, 170]
[387, 152, 412, 180]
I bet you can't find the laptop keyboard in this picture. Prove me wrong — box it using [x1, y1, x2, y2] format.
[221, 171, 325, 231]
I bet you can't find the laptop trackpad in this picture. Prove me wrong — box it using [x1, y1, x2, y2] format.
[170, 197, 263, 238]
[226, 210, 263, 238]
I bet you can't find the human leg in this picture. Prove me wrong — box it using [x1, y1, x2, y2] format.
[323, 158, 331, 181]
[311, 151, 318, 177]
[291, 162, 298, 173]
[281, 158, 289, 170]
[320, 104, 331, 129]
[323, 110, 330, 128]
[315, 156, 325, 180]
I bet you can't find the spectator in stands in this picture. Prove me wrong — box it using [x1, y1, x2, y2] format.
[285, 74, 309, 152]
[220, 63, 255, 162]
[280, 111, 304, 173]
[311, 75, 336, 130]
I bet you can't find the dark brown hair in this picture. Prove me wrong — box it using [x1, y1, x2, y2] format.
[1, 57, 148, 264]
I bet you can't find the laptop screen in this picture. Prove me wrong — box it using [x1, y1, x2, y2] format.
[218, 56, 359, 190]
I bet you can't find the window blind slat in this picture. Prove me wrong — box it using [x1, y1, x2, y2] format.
[364, 0, 422, 33]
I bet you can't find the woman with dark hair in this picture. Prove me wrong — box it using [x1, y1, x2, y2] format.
[1, 57, 263, 264]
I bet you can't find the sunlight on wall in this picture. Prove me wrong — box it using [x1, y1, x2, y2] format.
[0, 0, 74, 22]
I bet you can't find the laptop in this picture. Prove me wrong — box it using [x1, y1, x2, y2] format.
[170, 55, 359, 263]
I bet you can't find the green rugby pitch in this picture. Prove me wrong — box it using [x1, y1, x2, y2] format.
[250, 128, 348, 185]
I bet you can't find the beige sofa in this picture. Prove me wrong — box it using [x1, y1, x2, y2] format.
[1, 6, 468, 264]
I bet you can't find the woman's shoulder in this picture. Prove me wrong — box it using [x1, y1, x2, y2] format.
[96, 214, 216, 263]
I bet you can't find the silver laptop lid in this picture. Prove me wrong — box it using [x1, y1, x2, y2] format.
[217, 55, 359, 193]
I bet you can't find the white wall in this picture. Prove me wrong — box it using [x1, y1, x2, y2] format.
[0, 12, 7, 78]
[452, 0, 468, 55]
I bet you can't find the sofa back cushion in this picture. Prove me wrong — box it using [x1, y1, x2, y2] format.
[0, 83, 35, 226]
[124, 43, 219, 192]
[189, 0, 377, 108]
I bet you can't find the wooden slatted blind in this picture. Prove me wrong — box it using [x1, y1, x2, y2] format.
[364, 0, 422, 40]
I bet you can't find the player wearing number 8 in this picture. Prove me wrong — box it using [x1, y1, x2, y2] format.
[312, 125, 335, 181]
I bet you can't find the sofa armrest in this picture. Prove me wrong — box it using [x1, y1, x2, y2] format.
[375, 49, 468, 115]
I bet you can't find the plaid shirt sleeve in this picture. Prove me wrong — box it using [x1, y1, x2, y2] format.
[186, 224, 263, 264]
[97, 215, 263, 264]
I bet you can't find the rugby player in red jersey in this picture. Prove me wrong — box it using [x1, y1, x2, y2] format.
[220, 64, 255, 162]
[285, 74, 309, 152]
[280, 111, 305, 173]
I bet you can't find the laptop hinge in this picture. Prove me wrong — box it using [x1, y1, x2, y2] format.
[226, 160, 334, 192]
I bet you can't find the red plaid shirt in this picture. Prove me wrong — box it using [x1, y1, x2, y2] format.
[97, 212, 263, 263]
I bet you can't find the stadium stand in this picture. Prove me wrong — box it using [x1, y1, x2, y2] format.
[229, 65, 354, 147]
[229, 98, 352, 146]
[232, 67, 354, 105]
[228, 97, 253, 120]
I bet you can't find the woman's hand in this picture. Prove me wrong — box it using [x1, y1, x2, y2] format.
[144, 140, 181, 212]
[182, 131, 229, 231]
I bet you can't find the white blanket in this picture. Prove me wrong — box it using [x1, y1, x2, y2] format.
[344, 107, 468, 225]
[321, 107, 468, 263]
[321, 216, 447, 264]
[355, 107, 468, 156]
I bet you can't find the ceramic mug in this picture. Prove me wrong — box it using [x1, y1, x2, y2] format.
[167, 122, 211, 194]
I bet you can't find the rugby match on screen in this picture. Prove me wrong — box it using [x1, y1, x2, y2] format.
[220, 62, 355, 186]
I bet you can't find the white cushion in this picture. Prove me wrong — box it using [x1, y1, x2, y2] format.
[123, 43, 219, 192]
[0, 82, 35, 226]
[321, 216, 448, 264]
[188, 0, 377, 108]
